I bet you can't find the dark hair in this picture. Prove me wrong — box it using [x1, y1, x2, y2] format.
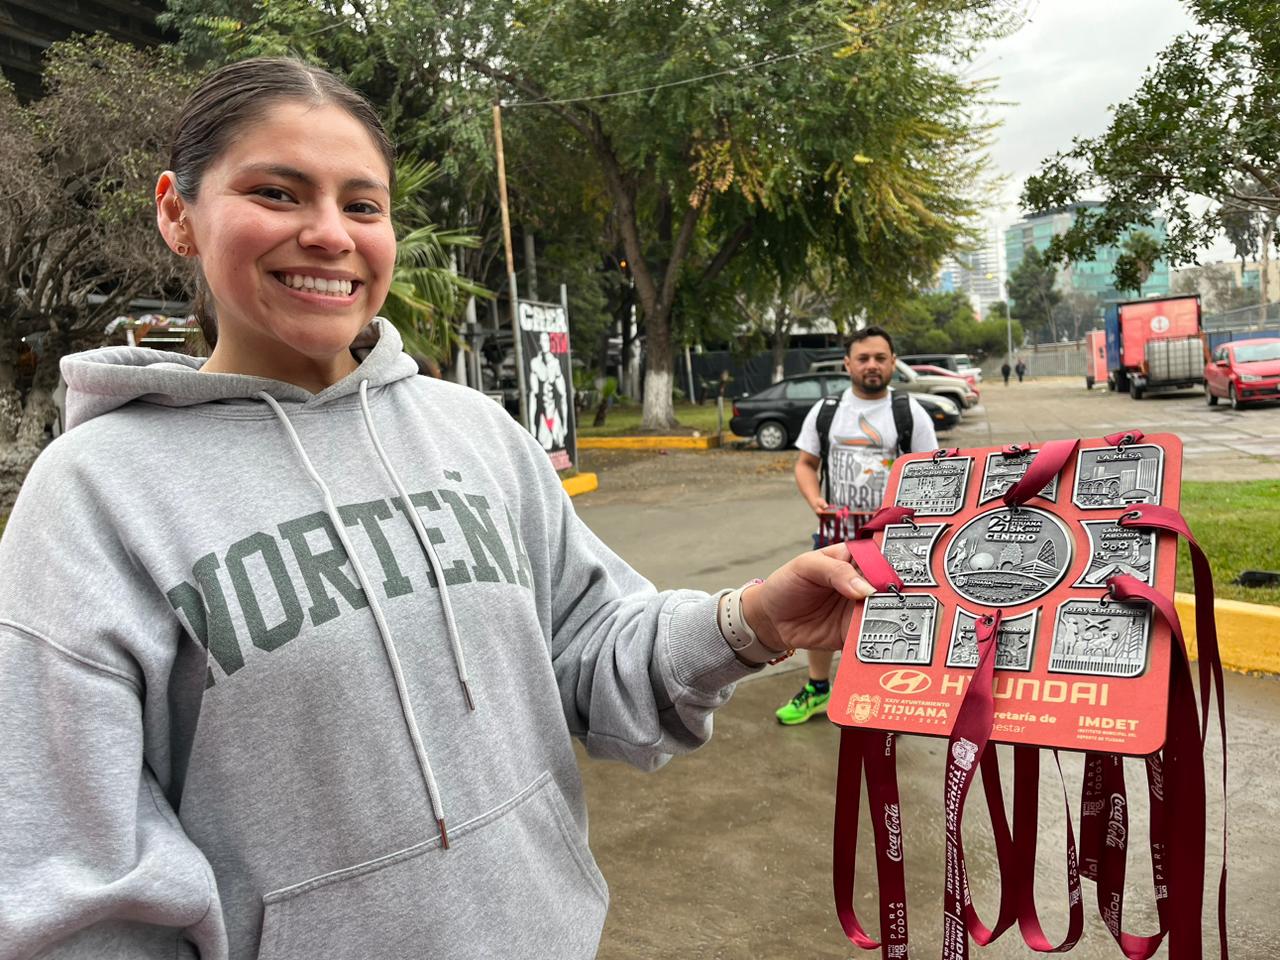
[844, 325, 896, 355]
[170, 58, 397, 348]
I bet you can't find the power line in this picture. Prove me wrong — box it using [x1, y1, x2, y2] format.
[499, 34, 852, 109]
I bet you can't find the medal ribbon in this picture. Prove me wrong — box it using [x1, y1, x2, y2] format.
[1001, 438, 1080, 508]
[1106, 573, 1217, 959]
[834, 728, 912, 957]
[834, 442, 1226, 959]
[940, 610, 1002, 960]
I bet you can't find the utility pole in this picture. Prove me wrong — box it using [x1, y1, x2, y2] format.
[493, 102, 527, 429]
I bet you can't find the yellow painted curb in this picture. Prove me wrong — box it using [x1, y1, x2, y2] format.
[561, 472, 599, 497]
[577, 434, 721, 450]
[1175, 591, 1280, 674]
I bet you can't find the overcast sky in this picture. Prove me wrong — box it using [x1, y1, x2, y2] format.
[974, 0, 1211, 264]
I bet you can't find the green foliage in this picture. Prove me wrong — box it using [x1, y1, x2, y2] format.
[1022, 0, 1280, 270]
[882, 291, 1018, 356]
[1006, 246, 1062, 342]
[163, 0, 1014, 428]
[1113, 231, 1163, 297]
[0, 36, 195, 339]
[381, 158, 490, 361]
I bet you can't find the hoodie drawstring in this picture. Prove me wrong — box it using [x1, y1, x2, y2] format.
[256, 389, 454, 849]
[358, 381, 474, 711]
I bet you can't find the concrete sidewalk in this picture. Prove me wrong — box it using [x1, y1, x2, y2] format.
[574, 430, 1277, 958]
[580, 664, 1271, 959]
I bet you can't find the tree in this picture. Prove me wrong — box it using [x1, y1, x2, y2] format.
[1113, 231, 1163, 298]
[1219, 176, 1277, 325]
[0, 36, 196, 510]
[1006, 246, 1062, 342]
[383, 158, 491, 361]
[1023, 1, 1280, 273]
[1053, 291, 1103, 341]
[168, 0, 1013, 430]
[1172, 262, 1258, 314]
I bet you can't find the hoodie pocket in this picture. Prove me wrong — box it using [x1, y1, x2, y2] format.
[254, 773, 607, 960]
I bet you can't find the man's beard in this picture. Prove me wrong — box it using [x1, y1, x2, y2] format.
[852, 371, 889, 396]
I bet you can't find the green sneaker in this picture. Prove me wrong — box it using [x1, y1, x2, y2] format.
[775, 682, 831, 725]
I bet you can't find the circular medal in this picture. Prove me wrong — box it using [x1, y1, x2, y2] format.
[943, 507, 1072, 606]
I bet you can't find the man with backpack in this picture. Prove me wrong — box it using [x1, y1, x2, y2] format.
[776, 325, 938, 725]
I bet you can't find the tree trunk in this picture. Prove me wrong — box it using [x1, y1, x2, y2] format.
[640, 308, 676, 431]
[16, 347, 59, 448]
[0, 337, 22, 445]
[771, 302, 790, 384]
[1260, 219, 1274, 330]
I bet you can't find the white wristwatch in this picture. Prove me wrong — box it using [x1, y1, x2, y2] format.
[718, 580, 794, 666]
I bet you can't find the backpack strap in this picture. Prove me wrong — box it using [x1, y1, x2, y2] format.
[891, 391, 914, 455]
[815, 396, 841, 502]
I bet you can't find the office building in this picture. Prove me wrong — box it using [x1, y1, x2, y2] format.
[1004, 203, 1170, 304]
[1, 0, 167, 102]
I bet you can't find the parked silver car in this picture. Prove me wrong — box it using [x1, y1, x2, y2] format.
[808, 359, 978, 411]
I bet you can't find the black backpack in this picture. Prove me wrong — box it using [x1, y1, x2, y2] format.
[816, 390, 914, 503]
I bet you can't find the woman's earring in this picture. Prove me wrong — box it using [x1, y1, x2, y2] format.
[174, 242, 190, 257]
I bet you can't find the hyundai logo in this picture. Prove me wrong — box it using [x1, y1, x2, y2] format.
[879, 669, 932, 694]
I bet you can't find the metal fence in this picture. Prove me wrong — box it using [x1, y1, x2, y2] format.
[1202, 302, 1280, 332]
[979, 341, 1088, 379]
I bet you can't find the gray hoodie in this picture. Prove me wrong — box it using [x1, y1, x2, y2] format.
[0, 320, 753, 959]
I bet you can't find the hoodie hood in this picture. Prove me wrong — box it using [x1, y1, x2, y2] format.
[61, 318, 418, 430]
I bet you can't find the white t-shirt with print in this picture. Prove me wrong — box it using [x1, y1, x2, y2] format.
[796, 388, 938, 512]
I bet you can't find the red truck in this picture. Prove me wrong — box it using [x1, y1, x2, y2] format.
[1084, 329, 1107, 389]
[1102, 295, 1207, 399]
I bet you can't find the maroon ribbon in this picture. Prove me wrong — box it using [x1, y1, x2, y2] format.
[1107, 574, 1216, 959]
[835, 729, 911, 956]
[1002, 438, 1079, 508]
[940, 611, 1002, 960]
[1103, 429, 1146, 446]
[1011, 746, 1085, 953]
[832, 448, 1226, 959]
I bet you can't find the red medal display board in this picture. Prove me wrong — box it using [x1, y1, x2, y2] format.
[832, 433, 1182, 756]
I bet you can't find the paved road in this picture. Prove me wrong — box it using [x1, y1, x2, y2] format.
[572, 379, 1278, 959]
[944, 376, 1279, 482]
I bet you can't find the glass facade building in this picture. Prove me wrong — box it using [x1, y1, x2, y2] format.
[1004, 204, 1170, 305]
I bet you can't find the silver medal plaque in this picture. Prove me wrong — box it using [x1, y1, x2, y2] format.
[943, 507, 1072, 606]
[856, 593, 938, 665]
[895, 457, 972, 516]
[979, 449, 1058, 505]
[946, 607, 1038, 671]
[1072, 444, 1164, 510]
[1073, 520, 1158, 588]
[881, 522, 947, 586]
[1049, 599, 1150, 677]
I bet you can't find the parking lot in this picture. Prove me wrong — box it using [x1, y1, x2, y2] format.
[944, 376, 1280, 482]
[574, 376, 1277, 959]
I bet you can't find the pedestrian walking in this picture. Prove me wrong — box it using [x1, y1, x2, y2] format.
[778, 326, 937, 725]
[0, 58, 876, 960]
[1001, 360, 1011, 385]
[1015, 358, 1027, 382]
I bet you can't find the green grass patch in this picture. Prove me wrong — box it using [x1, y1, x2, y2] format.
[1179, 480, 1280, 606]
[576, 401, 727, 437]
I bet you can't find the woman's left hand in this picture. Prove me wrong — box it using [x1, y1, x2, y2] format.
[740, 542, 876, 655]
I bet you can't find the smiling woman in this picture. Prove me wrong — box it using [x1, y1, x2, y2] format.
[156, 60, 398, 392]
[0, 57, 878, 960]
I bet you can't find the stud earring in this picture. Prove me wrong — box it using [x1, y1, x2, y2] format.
[174, 242, 190, 257]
